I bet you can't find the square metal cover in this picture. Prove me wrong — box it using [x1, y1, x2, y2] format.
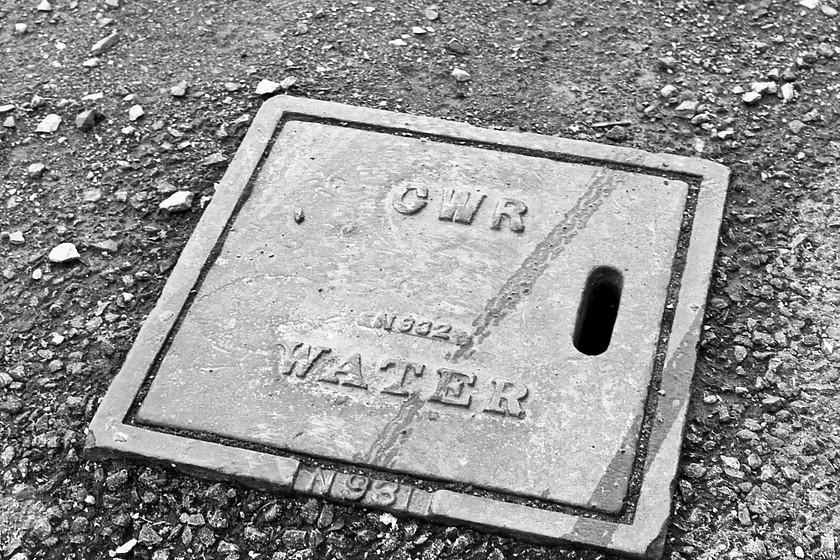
[87, 96, 728, 558]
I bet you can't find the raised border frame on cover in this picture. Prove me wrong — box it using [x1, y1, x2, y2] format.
[86, 96, 729, 558]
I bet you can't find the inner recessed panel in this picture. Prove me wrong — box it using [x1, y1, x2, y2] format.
[136, 121, 687, 514]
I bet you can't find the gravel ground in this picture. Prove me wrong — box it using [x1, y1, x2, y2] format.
[2, 0, 840, 558]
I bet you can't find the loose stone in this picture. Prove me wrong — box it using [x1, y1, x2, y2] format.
[128, 105, 144, 121]
[658, 56, 678, 71]
[282, 530, 308, 550]
[112, 540, 137, 556]
[802, 109, 820, 122]
[14, 23, 27, 34]
[138, 524, 162, 545]
[91, 32, 119, 55]
[48, 243, 80, 263]
[447, 39, 467, 54]
[159, 191, 194, 212]
[75, 109, 101, 131]
[742, 91, 761, 105]
[9, 232, 25, 245]
[674, 100, 698, 117]
[30, 517, 51, 540]
[660, 84, 678, 97]
[90, 240, 119, 252]
[35, 114, 61, 133]
[201, 152, 226, 166]
[424, 7, 439, 20]
[3, 116, 15, 128]
[691, 113, 713, 125]
[279, 76, 297, 90]
[781, 83, 795, 102]
[788, 120, 806, 134]
[751, 81, 777, 94]
[36, 0, 52, 11]
[817, 43, 835, 58]
[155, 180, 177, 194]
[83, 188, 103, 202]
[255, 79, 281, 95]
[451, 68, 471, 82]
[27, 163, 46, 178]
[300, 498, 321, 523]
[605, 126, 628, 141]
[170, 81, 188, 97]
[82, 57, 101, 68]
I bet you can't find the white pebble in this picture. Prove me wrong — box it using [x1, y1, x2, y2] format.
[255, 79, 281, 95]
[742, 91, 761, 105]
[451, 68, 471, 82]
[159, 191, 194, 213]
[781, 83, 796, 102]
[48, 243, 80, 263]
[35, 114, 61, 133]
[128, 105, 144, 121]
[90, 32, 119, 55]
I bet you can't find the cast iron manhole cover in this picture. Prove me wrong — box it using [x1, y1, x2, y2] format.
[87, 96, 729, 558]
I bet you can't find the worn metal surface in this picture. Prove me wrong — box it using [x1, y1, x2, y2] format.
[86, 96, 729, 558]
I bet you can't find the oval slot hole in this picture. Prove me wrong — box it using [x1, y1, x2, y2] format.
[573, 266, 623, 356]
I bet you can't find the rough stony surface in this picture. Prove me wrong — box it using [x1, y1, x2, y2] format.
[1, 0, 840, 559]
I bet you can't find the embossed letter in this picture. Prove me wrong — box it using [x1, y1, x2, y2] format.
[277, 342, 329, 378]
[429, 368, 475, 407]
[341, 474, 370, 501]
[380, 359, 425, 396]
[392, 185, 428, 214]
[482, 379, 529, 417]
[439, 189, 486, 224]
[318, 353, 368, 389]
[490, 197, 528, 232]
[369, 480, 400, 507]
[295, 466, 336, 495]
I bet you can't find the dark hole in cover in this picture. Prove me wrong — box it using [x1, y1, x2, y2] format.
[573, 266, 623, 356]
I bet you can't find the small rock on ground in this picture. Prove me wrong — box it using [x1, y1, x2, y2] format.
[91, 32, 119, 55]
[451, 68, 471, 82]
[128, 105, 144, 121]
[35, 114, 61, 133]
[48, 243, 80, 263]
[159, 191, 194, 212]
